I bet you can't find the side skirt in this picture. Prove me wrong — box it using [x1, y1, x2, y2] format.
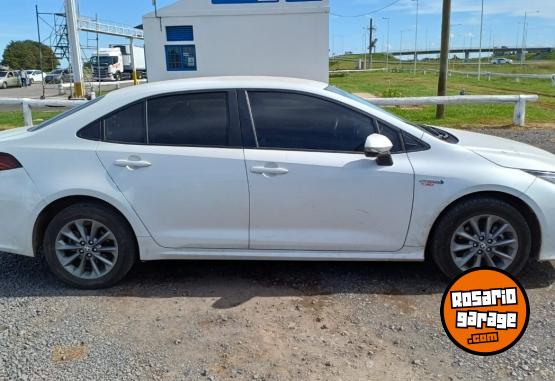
[137, 237, 425, 262]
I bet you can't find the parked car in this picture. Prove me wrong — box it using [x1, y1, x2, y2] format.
[26, 70, 45, 85]
[0, 70, 22, 89]
[44, 69, 72, 84]
[0, 77, 554, 288]
[491, 58, 513, 64]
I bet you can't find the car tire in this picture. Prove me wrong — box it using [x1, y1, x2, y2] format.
[43, 202, 137, 289]
[430, 197, 531, 279]
[29, 79, 34, 86]
[1, 82, 6, 89]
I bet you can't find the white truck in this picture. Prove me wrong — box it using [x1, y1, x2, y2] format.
[91, 45, 146, 81]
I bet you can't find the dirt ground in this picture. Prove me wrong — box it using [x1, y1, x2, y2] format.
[0, 128, 554, 381]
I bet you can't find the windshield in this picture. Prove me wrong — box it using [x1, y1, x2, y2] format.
[0, 71, 7, 77]
[90, 56, 118, 65]
[50, 70, 63, 75]
[28, 97, 104, 131]
[326, 85, 458, 143]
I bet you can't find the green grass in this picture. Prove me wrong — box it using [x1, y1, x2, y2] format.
[330, 71, 555, 128]
[0, 111, 61, 130]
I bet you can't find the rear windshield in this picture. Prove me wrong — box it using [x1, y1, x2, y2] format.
[28, 97, 104, 131]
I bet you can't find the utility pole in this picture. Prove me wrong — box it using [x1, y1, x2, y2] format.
[521, 12, 528, 66]
[413, 0, 419, 75]
[65, 0, 84, 98]
[35, 5, 46, 100]
[436, 0, 452, 119]
[477, 0, 484, 80]
[368, 18, 375, 69]
[383, 17, 391, 71]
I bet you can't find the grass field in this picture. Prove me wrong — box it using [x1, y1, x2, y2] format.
[330, 52, 555, 74]
[330, 71, 555, 127]
[0, 111, 60, 131]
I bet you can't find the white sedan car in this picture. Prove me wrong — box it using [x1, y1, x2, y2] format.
[0, 77, 553, 288]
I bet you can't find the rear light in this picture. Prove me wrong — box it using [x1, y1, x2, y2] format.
[0, 153, 22, 171]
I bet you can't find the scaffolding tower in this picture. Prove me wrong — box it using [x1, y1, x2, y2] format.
[36, 0, 144, 98]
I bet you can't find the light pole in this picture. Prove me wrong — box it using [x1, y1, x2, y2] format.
[477, 0, 484, 80]
[382, 17, 391, 70]
[412, 0, 419, 75]
[399, 29, 412, 71]
[521, 10, 539, 66]
[448, 24, 463, 73]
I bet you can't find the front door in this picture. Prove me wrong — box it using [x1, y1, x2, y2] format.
[242, 91, 414, 252]
[97, 91, 250, 249]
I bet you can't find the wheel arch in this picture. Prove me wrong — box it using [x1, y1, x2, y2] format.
[426, 191, 542, 260]
[33, 195, 140, 257]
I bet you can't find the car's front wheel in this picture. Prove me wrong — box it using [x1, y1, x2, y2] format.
[43, 203, 136, 289]
[430, 197, 531, 278]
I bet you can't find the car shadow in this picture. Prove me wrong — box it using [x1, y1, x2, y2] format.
[0, 253, 553, 309]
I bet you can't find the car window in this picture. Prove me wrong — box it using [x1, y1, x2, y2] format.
[104, 102, 146, 144]
[147, 92, 231, 146]
[247, 91, 377, 152]
[376, 121, 403, 154]
[77, 120, 102, 141]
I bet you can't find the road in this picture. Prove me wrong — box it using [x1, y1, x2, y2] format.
[0, 128, 554, 381]
[0, 81, 140, 111]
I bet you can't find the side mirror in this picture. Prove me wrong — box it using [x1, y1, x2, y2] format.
[364, 134, 394, 166]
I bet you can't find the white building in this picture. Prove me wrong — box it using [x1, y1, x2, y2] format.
[143, 0, 329, 82]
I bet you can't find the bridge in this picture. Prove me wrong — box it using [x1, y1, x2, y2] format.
[78, 16, 144, 40]
[390, 46, 553, 60]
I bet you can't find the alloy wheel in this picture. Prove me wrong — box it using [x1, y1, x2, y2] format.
[54, 219, 119, 280]
[450, 214, 519, 271]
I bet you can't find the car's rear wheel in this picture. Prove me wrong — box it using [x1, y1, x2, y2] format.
[430, 197, 531, 279]
[43, 203, 136, 289]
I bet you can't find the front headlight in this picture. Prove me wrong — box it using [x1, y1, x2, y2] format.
[524, 170, 555, 185]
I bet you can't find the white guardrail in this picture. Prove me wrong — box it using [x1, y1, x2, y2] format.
[0, 94, 539, 128]
[365, 94, 539, 127]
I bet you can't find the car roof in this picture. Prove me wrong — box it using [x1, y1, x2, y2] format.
[103, 76, 329, 104]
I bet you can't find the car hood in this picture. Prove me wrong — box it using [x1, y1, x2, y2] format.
[443, 127, 555, 172]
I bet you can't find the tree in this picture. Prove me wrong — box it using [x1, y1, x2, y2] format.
[1, 40, 59, 71]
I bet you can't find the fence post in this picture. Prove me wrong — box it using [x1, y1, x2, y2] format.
[22, 100, 33, 127]
[513, 96, 526, 127]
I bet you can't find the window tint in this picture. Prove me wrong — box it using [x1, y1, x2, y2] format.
[376, 121, 403, 153]
[104, 102, 146, 144]
[77, 120, 101, 141]
[248, 92, 377, 152]
[148, 92, 230, 146]
[402, 131, 428, 151]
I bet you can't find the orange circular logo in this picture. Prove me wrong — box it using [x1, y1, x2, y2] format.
[441, 268, 529, 356]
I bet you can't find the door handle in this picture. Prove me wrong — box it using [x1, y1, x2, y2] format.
[251, 166, 289, 175]
[114, 158, 151, 169]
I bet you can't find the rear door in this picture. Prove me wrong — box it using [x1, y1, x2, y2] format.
[97, 90, 250, 249]
[240, 90, 415, 252]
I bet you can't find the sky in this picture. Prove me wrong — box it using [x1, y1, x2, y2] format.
[1, 0, 554, 64]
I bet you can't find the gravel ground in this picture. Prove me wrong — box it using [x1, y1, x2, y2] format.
[0, 128, 554, 381]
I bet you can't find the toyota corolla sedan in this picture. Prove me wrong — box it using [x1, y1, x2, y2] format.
[0, 77, 553, 288]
